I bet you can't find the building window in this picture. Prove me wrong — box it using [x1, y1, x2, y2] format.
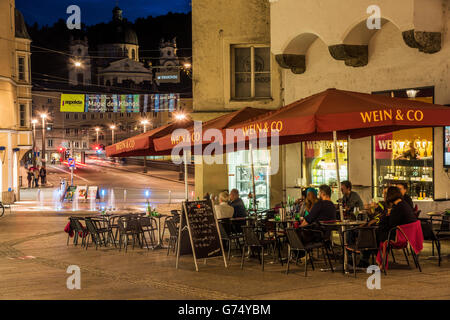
[47, 98, 52, 103]
[77, 73, 84, 84]
[100, 113, 104, 119]
[120, 113, 124, 118]
[74, 129, 79, 136]
[48, 139, 53, 147]
[82, 142, 87, 149]
[91, 114, 95, 119]
[74, 142, 80, 148]
[65, 114, 70, 120]
[74, 114, 79, 120]
[19, 104, 26, 127]
[82, 114, 86, 120]
[132, 49, 136, 60]
[126, 113, 131, 117]
[66, 128, 71, 135]
[108, 113, 112, 119]
[18, 56, 26, 81]
[231, 45, 271, 99]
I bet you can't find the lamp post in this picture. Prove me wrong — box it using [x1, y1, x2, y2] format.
[31, 119, 37, 167]
[110, 125, 116, 145]
[173, 112, 188, 199]
[141, 120, 149, 173]
[40, 114, 47, 169]
[95, 127, 100, 144]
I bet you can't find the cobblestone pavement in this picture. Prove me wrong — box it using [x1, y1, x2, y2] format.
[1, 211, 449, 300]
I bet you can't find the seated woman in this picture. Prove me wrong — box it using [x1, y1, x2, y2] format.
[358, 186, 417, 267]
[303, 188, 318, 218]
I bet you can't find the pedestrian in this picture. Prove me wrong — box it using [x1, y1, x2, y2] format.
[27, 169, 33, 188]
[39, 166, 47, 186]
[33, 167, 39, 188]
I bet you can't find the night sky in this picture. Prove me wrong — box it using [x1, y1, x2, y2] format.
[16, 0, 191, 26]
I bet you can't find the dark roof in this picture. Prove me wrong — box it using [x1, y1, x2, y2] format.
[15, 9, 31, 39]
[99, 7, 138, 45]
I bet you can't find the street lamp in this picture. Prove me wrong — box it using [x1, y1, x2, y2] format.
[40, 113, 47, 170]
[141, 120, 150, 173]
[110, 125, 116, 145]
[74, 61, 82, 68]
[174, 112, 187, 121]
[95, 127, 100, 144]
[31, 119, 37, 167]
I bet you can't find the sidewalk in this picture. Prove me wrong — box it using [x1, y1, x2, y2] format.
[91, 161, 195, 186]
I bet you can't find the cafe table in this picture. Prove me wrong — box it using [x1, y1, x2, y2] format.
[319, 220, 365, 274]
[150, 213, 169, 249]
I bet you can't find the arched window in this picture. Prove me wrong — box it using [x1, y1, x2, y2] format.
[132, 49, 136, 60]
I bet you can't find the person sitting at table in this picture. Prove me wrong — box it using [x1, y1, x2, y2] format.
[229, 189, 247, 218]
[357, 186, 417, 268]
[300, 185, 336, 227]
[294, 189, 307, 216]
[396, 183, 414, 210]
[304, 188, 318, 218]
[366, 186, 389, 227]
[340, 180, 364, 216]
[214, 192, 234, 220]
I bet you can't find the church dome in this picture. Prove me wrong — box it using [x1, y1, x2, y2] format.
[100, 7, 138, 45]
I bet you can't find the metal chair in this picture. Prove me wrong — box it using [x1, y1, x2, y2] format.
[84, 217, 109, 250]
[117, 216, 142, 252]
[419, 218, 442, 266]
[240, 226, 276, 271]
[345, 226, 378, 277]
[67, 217, 88, 247]
[219, 220, 242, 260]
[285, 228, 334, 277]
[138, 216, 158, 249]
[165, 218, 179, 255]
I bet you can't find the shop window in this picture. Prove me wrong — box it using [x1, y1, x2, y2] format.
[302, 140, 348, 189]
[372, 88, 435, 201]
[19, 104, 26, 127]
[227, 149, 271, 210]
[231, 45, 271, 100]
[373, 128, 434, 201]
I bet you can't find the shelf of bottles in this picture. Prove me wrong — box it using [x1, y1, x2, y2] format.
[235, 165, 270, 210]
[376, 159, 433, 201]
[374, 127, 434, 201]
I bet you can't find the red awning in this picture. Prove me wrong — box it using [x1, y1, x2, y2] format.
[105, 119, 193, 157]
[221, 88, 450, 147]
[153, 107, 271, 153]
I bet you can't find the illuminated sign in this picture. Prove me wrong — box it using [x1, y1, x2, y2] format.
[60, 94, 85, 112]
[155, 70, 180, 84]
[360, 109, 425, 123]
[445, 126, 450, 167]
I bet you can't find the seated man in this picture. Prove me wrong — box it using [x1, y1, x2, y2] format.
[341, 180, 364, 216]
[396, 183, 414, 210]
[229, 189, 247, 218]
[214, 191, 234, 220]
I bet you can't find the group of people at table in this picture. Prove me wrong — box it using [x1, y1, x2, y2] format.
[212, 181, 418, 269]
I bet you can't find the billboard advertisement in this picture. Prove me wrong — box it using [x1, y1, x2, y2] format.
[60, 93, 180, 113]
[60, 94, 85, 112]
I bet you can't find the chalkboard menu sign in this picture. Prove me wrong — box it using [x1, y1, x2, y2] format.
[176, 200, 227, 271]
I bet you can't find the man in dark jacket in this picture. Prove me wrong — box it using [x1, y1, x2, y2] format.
[229, 189, 247, 218]
[39, 166, 47, 185]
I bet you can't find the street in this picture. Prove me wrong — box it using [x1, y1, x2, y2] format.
[17, 158, 194, 212]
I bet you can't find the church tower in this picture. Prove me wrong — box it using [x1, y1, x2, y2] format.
[68, 35, 92, 86]
[159, 38, 179, 70]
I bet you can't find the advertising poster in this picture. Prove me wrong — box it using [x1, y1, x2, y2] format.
[85, 94, 140, 113]
[60, 94, 85, 112]
[87, 186, 99, 200]
[76, 186, 88, 200]
[64, 186, 77, 201]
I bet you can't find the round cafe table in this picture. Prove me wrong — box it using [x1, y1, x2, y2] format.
[319, 220, 366, 274]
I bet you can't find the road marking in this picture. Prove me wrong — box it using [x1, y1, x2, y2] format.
[49, 165, 90, 183]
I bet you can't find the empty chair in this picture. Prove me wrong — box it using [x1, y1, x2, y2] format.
[84, 217, 109, 250]
[420, 218, 442, 266]
[240, 226, 276, 271]
[138, 216, 158, 249]
[345, 227, 378, 277]
[165, 218, 179, 255]
[285, 228, 334, 277]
